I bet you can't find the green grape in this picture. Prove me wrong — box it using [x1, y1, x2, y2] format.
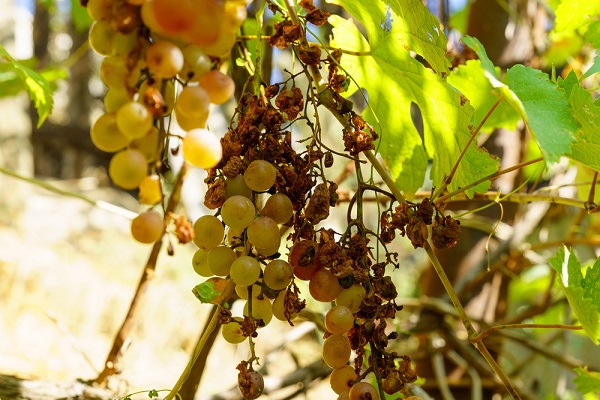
[230, 256, 261, 286]
[100, 57, 140, 89]
[207, 245, 237, 276]
[247, 216, 280, 250]
[260, 193, 293, 224]
[330, 365, 358, 395]
[221, 317, 246, 344]
[87, 0, 113, 21]
[180, 44, 212, 82]
[90, 112, 129, 153]
[335, 284, 366, 313]
[263, 260, 293, 291]
[221, 195, 256, 231]
[272, 290, 296, 321]
[348, 382, 379, 400]
[104, 87, 131, 113]
[138, 174, 162, 205]
[225, 175, 252, 199]
[322, 334, 351, 369]
[89, 20, 116, 56]
[146, 40, 184, 79]
[108, 149, 148, 190]
[243, 296, 273, 326]
[175, 86, 211, 119]
[309, 269, 343, 303]
[192, 215, 224, 251]
[235, 283, 261, 300]
[325, 306, 354, 335]
[130, 210, 163, 244]
[192, 249, 212, 277]
[255, 242, 280, 257]
[244, 160, 276, 192]
[112, 31, 138, 58]
[129, 126, 159, 163]
[182, 128, 222, 169]
[116, 101, 154, 139]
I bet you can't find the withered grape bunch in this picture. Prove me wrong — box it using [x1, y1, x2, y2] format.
[86, 0, 459, 399]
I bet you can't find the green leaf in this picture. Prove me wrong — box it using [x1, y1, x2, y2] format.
[554, 0, 600, 34]
[447, 60, 520, 133]
[192, 281, 219, 304]
[586, 19, 600, 49]
[461, 36, 497, 78]
[574, 367, 600, 394]
[0, 45, 54, 127]
[582, 55, 600, 79]
[564, 82, 600, 171]
[148, 389, 159, 398]
[507, 65, 578, 163]
[70, 0, 92, 32]
[329, 13, 498, 197]
[549, 246, 600, 344]
[327, 0, 451, 76]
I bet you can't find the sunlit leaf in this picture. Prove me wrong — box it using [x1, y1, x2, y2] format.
[192, 281, 220, 304]
[549, 247, 600, 344]
[582, 55, 600, 79]
[586, 20, 600, 49]
[574, 367, 600, 394]
[566, 82, 600, 171]
[71, 0, 92, 32]
[330, 14, 498, 198]
[554, 0, 600, 34]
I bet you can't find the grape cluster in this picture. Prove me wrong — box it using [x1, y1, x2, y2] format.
[86, 0, 246, 244]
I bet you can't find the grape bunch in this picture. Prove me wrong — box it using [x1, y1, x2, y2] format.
[86, 0, 245, 244]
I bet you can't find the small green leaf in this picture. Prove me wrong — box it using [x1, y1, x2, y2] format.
[574, 367, 600, 394]
[460, 36, 497, 78]
[549, 246, 600, 344]
[0, 45, 55, 127]
[192, 281, 220, 304]
[586, 19, 600, 49]
[582, 55, 600, 79]
[148, 389, 159, 398]
[70, 0, 92, 32]
[565, 81, 600, 171]
[554, 0, 600, 34]
[507, 65, 578, 163]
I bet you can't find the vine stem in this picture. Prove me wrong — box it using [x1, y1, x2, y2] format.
[94, 163, 189, 384]
[282, 1, 521, 397]
[470, 323, 583, 342]
[164, 280, 236, 400]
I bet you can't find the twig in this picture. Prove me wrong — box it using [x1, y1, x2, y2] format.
[470, 323, 582, 342]
[94, 163, 189, 384]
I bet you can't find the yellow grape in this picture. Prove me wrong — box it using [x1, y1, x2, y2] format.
[192, 249, 212, 277]
[182, 0, 223, 46]
[221, 317, 246, 344]
[325, 306, 354, 335]
[152, 0, 196, 36]
[348, 382, 379, 400]
[201, 32, 237, 58]
[182, 128, 222, 169]
[230, 256, 261, 286]
[208, 245, 237, 276]
[235, 283, 261, 300]
[100, 57, 140, 89]
[263, 260, 293, 291]
[130, 210, 163, 243]
[261, 193, 293, 224]
[309, 269, 343, 302]
[247, 216, 280, 250]
[330, 366, 358, 395]
[180, 44, 212, 82]
[255, 242, 280, 257]
[221, 195, 256, 231]
[116, 101, 154, 139]
[140, 0, 167, 35]
[222, 0, 247, 34]
[112, 31, 138, 58]
[87, 0, 113, 22]
[104, 87, 131, 113]
[199, 70, 235, 105]
[89, 20, 116, 56]
[225, 175, 252, 199]
[138, 174, 162, 205]
[335, 284, 366, 313]
[146, 40, 184, 79]
[244, 160, 276, 192]
[129, 126, 160, 163]
[272, 290, 295, 321]
[192, 215, 224, 251]
[175, 86, 211, 119]
[322, 334, 351, 369]
[243, 296, 273, 326]
[90, 112, 129, 153]
[174, 107, 208, 131]
[108, 149, 148, 190]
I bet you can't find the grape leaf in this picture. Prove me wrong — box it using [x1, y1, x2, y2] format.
[507, 65, 578, 163]
[447, 60, 520, 133]
[148, 389, 159, 398]
[329, 14, 498, 197]
[554, 0, 600, 34]
[582, 55, 600, 79]
[566, 82, 600, 171]
[328, 0, 451, 76]
[192, 281, 219, 304]
[586, 20, 600, 49]
[0, 45, 54, 127]
[548, 246, 600, 344]
[574, 367, 600, 394]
